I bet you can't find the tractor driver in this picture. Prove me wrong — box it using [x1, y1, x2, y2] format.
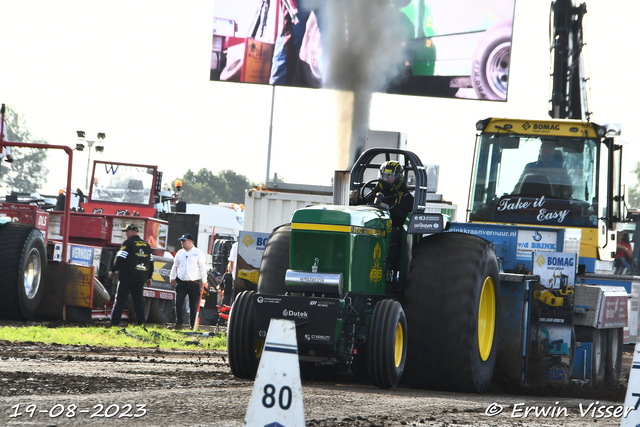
[351, 160, 414, 227]
[351, 161, 414, 278]
[514, 139, 573, 199]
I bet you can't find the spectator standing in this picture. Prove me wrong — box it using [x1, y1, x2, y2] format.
[220, 241, 239, 306]
[226, 241, 238, 281]
[109, 224, 154, 327]
[170, 233, 207, 329]
[615, 231, 633, 273]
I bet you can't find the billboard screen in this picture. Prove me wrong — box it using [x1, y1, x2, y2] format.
[210, 0, 515, 101]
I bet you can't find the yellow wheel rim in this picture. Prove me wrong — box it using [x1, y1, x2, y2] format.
[394, 322, 404, 367]
[478, 276, 496, 361]
[255, 340, 265, 359]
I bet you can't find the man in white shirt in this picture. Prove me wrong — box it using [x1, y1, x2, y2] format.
[169, 233, 207, 329]
[226, 241, 238, 281]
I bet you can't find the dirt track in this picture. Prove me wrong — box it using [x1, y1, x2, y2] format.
[0, 322, 634, 427]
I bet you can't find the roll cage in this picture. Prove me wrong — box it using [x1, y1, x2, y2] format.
[349, 148, 428, 214]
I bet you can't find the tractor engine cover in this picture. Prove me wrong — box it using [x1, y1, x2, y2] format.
[252, 294, 342, 348]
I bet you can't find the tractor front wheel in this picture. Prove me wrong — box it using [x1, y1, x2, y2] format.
[367, 299, 407, 389]
[228, 290, 263, 379]
[403, 232, 500, 393]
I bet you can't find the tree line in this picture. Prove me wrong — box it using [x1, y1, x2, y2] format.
[171, 168, 256, 205]
[1, 106, 255, 204]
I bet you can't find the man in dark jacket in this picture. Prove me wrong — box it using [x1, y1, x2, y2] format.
[108, 224, 154, 327]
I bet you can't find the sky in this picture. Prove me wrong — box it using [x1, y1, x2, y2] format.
[0, 0, 638, 221]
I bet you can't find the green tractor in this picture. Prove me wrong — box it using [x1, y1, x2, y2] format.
[227, 148, 501, 392]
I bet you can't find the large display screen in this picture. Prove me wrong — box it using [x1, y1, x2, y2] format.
[210, 0, 515, 101]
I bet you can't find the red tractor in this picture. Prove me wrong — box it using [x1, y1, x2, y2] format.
[0, 105, 198, 323]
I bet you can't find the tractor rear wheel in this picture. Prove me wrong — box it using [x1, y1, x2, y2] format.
[228, 290, 263, 379]
[403, 232, 500, 393]
[147, 299, 176, 324]
[125, 296, 152, 324]
[605, 328, 623, 386]
[257, 224, 291, 295]
[367, 299, 407, 389]
[0, 223, 47, 320]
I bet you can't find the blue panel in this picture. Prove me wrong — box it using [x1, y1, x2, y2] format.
[577, 342, 593, 378]
[450, 222, 565, 273]
[449, 223, 519, 271]
[572, 346, 587, 379]
[577, 276, 632, 293]
[580, 257, 596, 274]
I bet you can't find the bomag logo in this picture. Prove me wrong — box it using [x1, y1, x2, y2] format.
[533, 124, 560, 131]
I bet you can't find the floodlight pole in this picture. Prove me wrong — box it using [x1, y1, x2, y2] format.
[85, 139, 95, 190]
[265, 84, 275, 185]
[77, 132, 105, 191]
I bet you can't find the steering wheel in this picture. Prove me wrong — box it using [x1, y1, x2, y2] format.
[359, 179, 399, 210]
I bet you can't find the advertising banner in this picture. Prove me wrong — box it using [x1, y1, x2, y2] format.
[527, 251, 577, 384]
[211, 0, 516, 101]
[235, 231, 271, 292]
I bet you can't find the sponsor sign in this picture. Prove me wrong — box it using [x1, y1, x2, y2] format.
[70, 245, 94, 266]
[532, 251, 576, 289]
[599, 294, 628, 329]
[517, 230, 557, 266]
[238, 230, 270, 271]
[66, 244, 102, 277]
[142, 288, 176, 301]
[407, 213, 445, 234]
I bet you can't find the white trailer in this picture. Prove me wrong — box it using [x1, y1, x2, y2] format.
[185, 203, 244, 266]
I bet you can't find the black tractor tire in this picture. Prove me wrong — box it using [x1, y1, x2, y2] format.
[0, 223, 48, 320]
[471, 20, 512, 101]
[125, 296, 152, 324]
[403, 232, 500, 393]
[147, 299, 176, 324]
[605, 328, 623, 386]
[92, 277, 111, 308]
[257, 224, 291, 295]
[575, 325, 605, 386]
[228, 290, 262, 379]
[591, 328, 606, 386]
[367, 299, 408, 389]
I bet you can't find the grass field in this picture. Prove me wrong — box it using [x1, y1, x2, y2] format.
[0, 324, 227, 351]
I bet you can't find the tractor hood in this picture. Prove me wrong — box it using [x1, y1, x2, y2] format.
[291, 205, 391, 233]
[290, 205, 392, 294]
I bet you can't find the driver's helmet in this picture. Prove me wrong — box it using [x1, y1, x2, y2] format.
[379, 161, 404, 189]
